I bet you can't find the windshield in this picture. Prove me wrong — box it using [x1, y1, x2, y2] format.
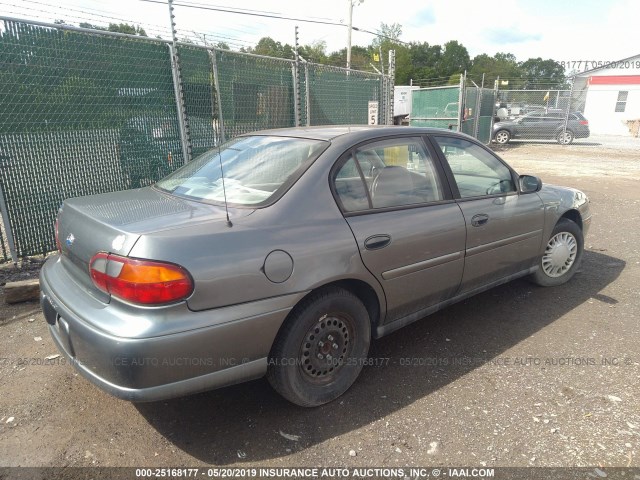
[156, 135, 328, 206]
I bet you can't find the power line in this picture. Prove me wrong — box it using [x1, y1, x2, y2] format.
[139, 0, 409, 45]
[14, 0, 172, 33]
[139, 0, 347, 27]
[2, 0, 259, 49]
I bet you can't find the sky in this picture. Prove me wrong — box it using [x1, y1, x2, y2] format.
[2, 0, 639, 69]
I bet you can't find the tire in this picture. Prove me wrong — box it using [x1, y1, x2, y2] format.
[556, 130, 574, 144]
[267, 287, 371, 407]
[530, 218, 583, 287]
[494, 129, 511, 144]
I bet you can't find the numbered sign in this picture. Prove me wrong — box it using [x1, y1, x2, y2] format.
[368, 101, 379, 125]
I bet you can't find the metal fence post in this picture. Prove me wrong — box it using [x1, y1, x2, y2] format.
[561, 77, 575, 145]
[292, 26, 302, 127]
[0, 182, 18, 263]
[387, 50, 395, 125]
[167, 0, 192, 164]
[473, 83, 482, 140]
[305, 63, 311, 126]
[208, 48, 226, 144]
[457, 73, 465, 132]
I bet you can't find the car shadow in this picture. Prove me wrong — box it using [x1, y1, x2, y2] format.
[135, 250, 624, 464]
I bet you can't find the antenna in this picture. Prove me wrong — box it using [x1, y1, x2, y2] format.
[217, 143, 233, 228]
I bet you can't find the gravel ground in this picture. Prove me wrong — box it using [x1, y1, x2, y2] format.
[0, 141, 639, 470]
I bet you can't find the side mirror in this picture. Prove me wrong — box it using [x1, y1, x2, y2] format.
[519, 175, 542, 193]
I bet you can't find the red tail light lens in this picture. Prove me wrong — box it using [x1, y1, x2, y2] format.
[89, 253, 193, 305]
[580, 120, 589, 125]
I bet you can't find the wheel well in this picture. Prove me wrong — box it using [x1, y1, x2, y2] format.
[560, 209, 582, 230]
[300, 280, 381, 337]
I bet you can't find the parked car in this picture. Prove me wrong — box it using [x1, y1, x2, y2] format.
[118, 116, 218, 188]
[41, 126, 591, 407]
[443, 102, 459, 118]
[493, 111, 590, 144]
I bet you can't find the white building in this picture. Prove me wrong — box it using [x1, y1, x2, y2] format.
[574, 54, 640, 136]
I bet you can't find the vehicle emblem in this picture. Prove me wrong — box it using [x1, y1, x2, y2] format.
[65, 233, 75, 248]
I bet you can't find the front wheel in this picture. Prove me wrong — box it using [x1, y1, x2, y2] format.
[530, 219, 583, 287]
[267, 287, 371, 407]
[494, 129, 511, 144]
[557, 130, 574, 144]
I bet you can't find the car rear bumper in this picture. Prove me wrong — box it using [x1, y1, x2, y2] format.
[40, 256, 305, 402]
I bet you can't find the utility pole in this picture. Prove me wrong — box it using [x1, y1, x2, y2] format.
[346, 0, 363, 69]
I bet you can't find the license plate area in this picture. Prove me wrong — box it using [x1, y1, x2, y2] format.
[43, 296, 59, 326]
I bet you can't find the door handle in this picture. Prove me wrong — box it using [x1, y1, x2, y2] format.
[471, 214, 489, 227]
[364, 234, 391, 250]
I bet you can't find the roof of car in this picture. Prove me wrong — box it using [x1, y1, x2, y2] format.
[242, 125, 467, 142]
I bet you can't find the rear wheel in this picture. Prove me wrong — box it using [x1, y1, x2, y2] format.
[494, 130, 511, 144]
[267, 287, 371, 407]
[531, 219, 583, 287]
[557, 130, 574, 144]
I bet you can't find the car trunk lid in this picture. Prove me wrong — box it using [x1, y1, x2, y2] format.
[57, 187, 251, 302]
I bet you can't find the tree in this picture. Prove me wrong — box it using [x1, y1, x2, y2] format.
[519, 58, 566, 89]
[327, 46, 373, 71]
[78, 22, 147, 36]
[250, 37, 294, 59]
[407, 42, 442, 84]
[372, 22, 402, 48]
[469, 52, 522, 88]
[439, 40, 470, 78]
[78, 22, 104, 30]
[107, 23, 147, 36]
[299, 40, 327, 64]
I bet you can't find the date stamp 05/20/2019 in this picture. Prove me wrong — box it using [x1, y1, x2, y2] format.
[560, 59, 640, 70]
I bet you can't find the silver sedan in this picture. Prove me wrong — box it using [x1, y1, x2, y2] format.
[40, 126, 591, 407]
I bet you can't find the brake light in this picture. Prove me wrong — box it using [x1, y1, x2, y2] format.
[89, 253, 193, 305]
[580, 120, 589, 125]
[54, 219, 61, 252]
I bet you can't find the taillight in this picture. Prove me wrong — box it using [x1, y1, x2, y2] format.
[89, 253, 193, 305]
[54, 219, 61, 252]
[580, 120, 589, 125]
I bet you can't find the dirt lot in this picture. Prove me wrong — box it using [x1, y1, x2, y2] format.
[1, 139, 639, 470]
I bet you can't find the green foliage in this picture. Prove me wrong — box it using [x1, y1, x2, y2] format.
[247, 37, 294, 59]
[298, 40, 327, 64]
[519, 57, 567, 88]
[107, 23, 147, 37]
[78, 22, 148, 37]
[372, 22, 402, 48]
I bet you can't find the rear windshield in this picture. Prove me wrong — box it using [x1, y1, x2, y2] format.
[156, 135, 328, 206]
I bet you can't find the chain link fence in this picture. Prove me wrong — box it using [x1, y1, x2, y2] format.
[408, 77, 495, 144]
[409, 85, 461, 130]
[407, 76, 590, 148]
[0, 17, 392, 262]
[493, 82, 590, 145]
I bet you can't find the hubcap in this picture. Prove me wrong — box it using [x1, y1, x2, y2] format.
[496, 131, 509, 144]
[558, 132, 572, 144]
[542, 232, 577, 277]
[300, 314, 351, 383]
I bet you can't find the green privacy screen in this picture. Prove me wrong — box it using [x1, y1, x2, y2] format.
[306, 64, 384, 125]
[0, 20, 179, 257]
[213, 49, 296, 140]
[0, 19, 391, 259]
[410, 86, 460, 130]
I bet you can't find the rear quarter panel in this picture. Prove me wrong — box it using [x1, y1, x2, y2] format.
[128, 140, 387, 313]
